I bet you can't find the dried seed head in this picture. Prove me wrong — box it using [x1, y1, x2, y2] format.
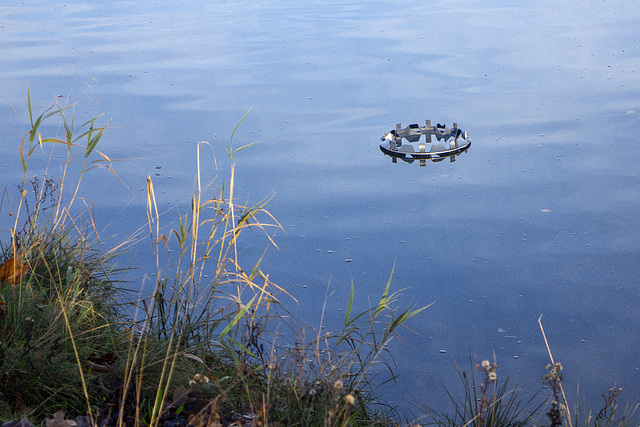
[345, 394, 355, 406]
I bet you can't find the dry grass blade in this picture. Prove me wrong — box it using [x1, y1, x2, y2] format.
[538, 315, 573, 427]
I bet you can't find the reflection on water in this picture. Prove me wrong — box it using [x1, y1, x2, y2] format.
[379, 120, 471, 165]
[2, 0, 640, 418]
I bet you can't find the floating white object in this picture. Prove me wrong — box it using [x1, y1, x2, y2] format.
[380, 120, 471, 164]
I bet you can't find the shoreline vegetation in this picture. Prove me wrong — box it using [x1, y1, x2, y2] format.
[0, 93, 638, 426]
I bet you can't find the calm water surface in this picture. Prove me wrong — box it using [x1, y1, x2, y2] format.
[2, 0, 640, 418]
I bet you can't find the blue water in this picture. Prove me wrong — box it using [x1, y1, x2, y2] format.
[2, 0, 640, 419]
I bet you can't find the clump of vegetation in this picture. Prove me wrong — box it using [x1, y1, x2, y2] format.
[1, 90, 123, 420]
[414, 356, 543, 427]
[538, 335, 638, 427]
[539, 362, 638, 427]
[0, 91, 427, 426]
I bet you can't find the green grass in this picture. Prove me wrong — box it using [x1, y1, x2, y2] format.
[413, 357, 543, 427]
[0, 91, 638, 426]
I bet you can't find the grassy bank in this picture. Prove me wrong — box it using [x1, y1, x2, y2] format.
[0, 93, 638, 426]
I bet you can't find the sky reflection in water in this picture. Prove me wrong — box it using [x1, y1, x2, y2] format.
[1, 0, 640, 416]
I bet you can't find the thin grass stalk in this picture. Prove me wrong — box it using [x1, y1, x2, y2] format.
[148, 329, 182, 427]
[57, 285, 94, 423]
[539, 315, 572, 427]
[194, 142, 236, 327]
[188, 191, 199, 314]
[145, 175, 175, 426]
[193, 141, 203, 284]
[120, 223, 161, 427]
[226, 110, 251, 278]
[50, 105, 75, 229]
[135, 335, 151, 427]
[59, 114, 109, 228]
[118, 295, 152, 427]
[129, 287, 168, 427]
[145, 171, 210, 427]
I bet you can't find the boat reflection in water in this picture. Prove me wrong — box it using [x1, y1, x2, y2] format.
[380, 120, 471, 166]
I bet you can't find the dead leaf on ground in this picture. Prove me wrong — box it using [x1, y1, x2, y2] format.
[0, 256, 27, 285]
